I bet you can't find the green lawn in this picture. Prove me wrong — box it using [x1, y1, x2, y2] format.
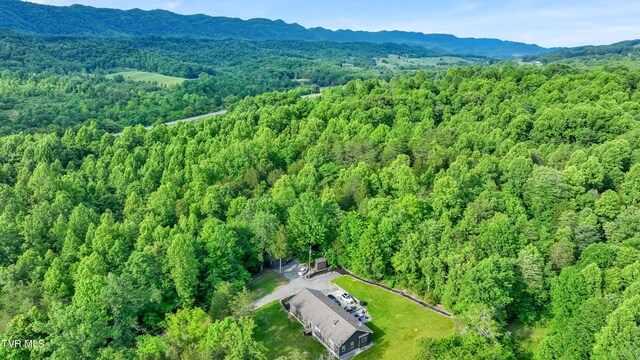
[254, 301, 327, 359]
[509, 323, 548, 360]
[249, 271, 288, 301]
[106, 71, 187, 86]
[332, 276, 455, 360]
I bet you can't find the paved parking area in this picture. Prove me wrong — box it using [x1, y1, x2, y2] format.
[254, 260, 341, 308]
[326, 290, 372, 323]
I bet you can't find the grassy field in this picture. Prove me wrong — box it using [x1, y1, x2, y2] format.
[509, 323, 548, 360]
[106, 71, 187, 86]
[254, 301, 327, 359]
[374, 54, 479, 69]
[332, 276, 455, 360]
[249, 271, 288, 301]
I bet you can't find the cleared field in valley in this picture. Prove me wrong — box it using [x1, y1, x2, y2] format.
[375, 54, 480, 69]
[106, 71, 187, 86]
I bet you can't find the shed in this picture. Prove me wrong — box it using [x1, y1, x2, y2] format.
[315, 257, 328, 272]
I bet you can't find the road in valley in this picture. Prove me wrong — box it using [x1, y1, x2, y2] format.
[113, 90, 323, 136]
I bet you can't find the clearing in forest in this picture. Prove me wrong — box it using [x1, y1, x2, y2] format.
[332, 276, 455, 360]
[106, 71, 187, 86]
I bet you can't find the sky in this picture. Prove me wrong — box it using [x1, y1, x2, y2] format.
[25, 0, 640, 48]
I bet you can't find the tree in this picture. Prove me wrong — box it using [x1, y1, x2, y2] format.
[164, 307, 211, 359]
[456, 257, 516, 321]
[267, 226, 291, 274]
[287, 192, 333, 255]
[549, 239, 575, 272]
[595, 190, 622, 221]
[523, 166, 570, 220]
[250, 211, 279, 272]
[603, 206, 640, 243]
[167, 234, 199, 307]
[458, 304, 502, 341]
[517, 245, 545, 295]
[103, 251, 164, 347]
[592, 295, 640, 359]
[206, 317, 267, 360]
[516, 244, 547, 319]
[199, 220, 250, 288]
[136, 335, 167, 360]
[476, 213, 524, 258]
[417, 333, 516, 360]
[45, 253, 110, 359]
[537, 296, 617, 360]
[596, 139, 631, 189]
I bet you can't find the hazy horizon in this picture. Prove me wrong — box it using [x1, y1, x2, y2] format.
[23, 0, 640, 48]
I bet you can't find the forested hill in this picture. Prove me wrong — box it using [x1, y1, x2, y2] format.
[1, 65, 640, 358]
[525, 39, 640, 68]
[0, 30, 454, 135]
[0, 0, 550, 58]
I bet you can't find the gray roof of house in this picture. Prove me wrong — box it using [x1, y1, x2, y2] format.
[289, 288, 372, 346]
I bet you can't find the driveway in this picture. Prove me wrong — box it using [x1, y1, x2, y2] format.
[254, 260, 341, 308]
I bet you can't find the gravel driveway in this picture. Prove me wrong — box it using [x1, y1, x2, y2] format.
[254, 260, 341, 308]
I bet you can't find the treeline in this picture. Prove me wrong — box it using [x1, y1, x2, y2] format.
[0, 31, 438, 77]
[1, 31, 453, 135]
[525, 39, 640, 70]
[1, 65, 639, 359]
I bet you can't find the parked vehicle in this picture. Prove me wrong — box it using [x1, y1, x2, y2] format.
[297, 266, 309, 276]
[341, 292, 356, 305]
[327, 294, 341, 305]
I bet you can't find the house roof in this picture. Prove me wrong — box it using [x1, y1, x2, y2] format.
[289, 288, 372, 346]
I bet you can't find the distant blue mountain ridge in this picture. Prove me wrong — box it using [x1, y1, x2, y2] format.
[0, 0, 556, 58]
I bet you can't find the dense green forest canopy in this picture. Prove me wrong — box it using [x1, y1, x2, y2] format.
[0, 64, 639, 359]
[0, 30, 441, 76]
[0, 30, 457, 136]
[0, 0, 552, 58]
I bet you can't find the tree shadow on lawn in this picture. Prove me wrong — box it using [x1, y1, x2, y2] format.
[364, 321, 392, 355]
[365, 321, 386, 340]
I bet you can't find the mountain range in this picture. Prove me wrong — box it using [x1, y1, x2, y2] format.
[0, 0, 553, 58]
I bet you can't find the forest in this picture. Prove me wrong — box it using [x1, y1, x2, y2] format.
[0, 62, 639, 359]
[0, 30, 453, 136]
[525, 40, 640, 70]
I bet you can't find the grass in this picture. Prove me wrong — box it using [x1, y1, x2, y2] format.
[249, 271, 288, 301]
[509, 323, 548, 360]
[106, 71, 187, 86]
[332, 276, 455, 360]
[254, 301, 327, 359]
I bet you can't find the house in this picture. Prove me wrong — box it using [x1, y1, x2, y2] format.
[289, 288, 373, 358]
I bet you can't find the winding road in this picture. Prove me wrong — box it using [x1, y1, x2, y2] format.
[113, 91, 323, 137]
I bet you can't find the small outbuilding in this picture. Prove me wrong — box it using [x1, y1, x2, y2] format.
[289, 288, 373, 358]
[315, 257, 328, 272]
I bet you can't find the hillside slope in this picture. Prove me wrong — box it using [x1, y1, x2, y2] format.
[526, 39, 640, 68]
[0, 0, 550, 58]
